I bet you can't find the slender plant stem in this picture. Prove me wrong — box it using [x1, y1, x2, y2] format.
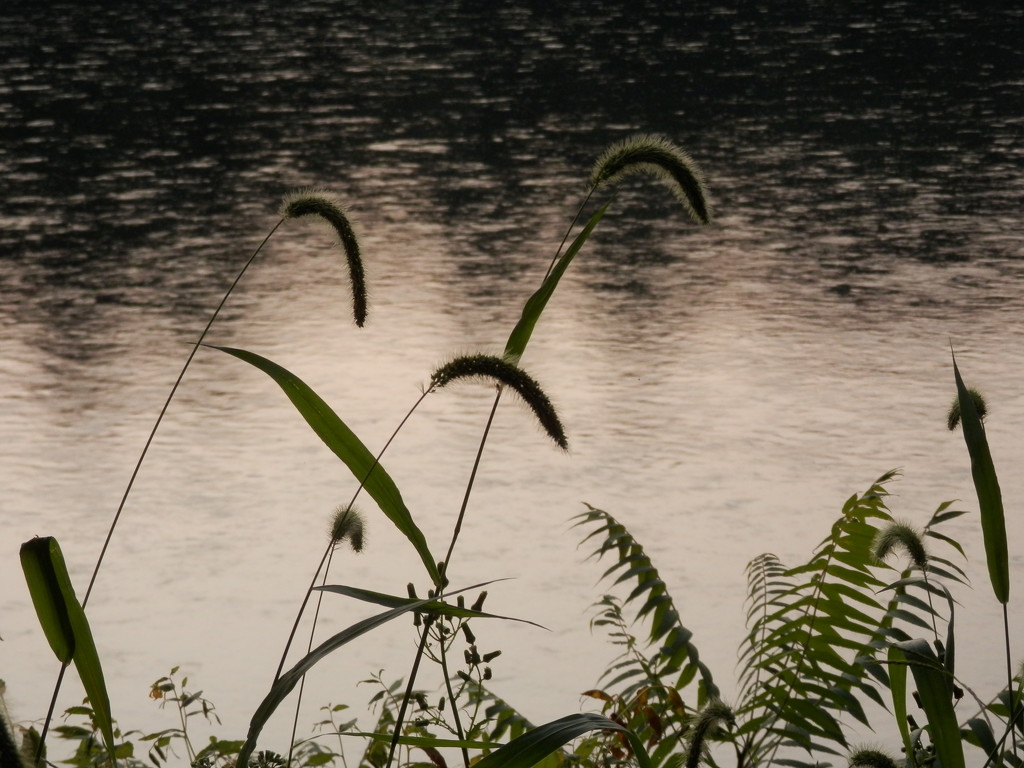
[35, 220, 286, 763]
[34, 664, 68, 764]
[543, 188, 596, 281]
[287, 543, 340, 766]
[274, 389, 433, 683]
[83, 219, 285, 606]
[442, 392, 502, 570]
[386, 190, 604, 765]
[386, 619, 434, 768]
[437, 626, 471, 768]
[1005, 604, 1017, 753]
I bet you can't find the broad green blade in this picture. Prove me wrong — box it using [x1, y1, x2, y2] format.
[504, 204, 608, 362]
[20, 537, 117, 764]
[471, 713, 650, 768]
[315, 583, 546, 629]
[892, 639, 964, 768]
[952, 354, 1009, 604]
[214, 346, 440, 587]
[237, 582, 490, 768]
[21, 537, 75, 663]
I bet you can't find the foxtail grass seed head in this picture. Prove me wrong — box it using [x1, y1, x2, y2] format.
[281, 189, 367, 327]
[946, 387, 987, 430]
[591, 134, 711, 225]
[328, 505, 365, 553]
[848, 747, 900, 768]
[430, 354, 568, 450]
[872, 521, 928, 570]
[685, 700, 735, 768]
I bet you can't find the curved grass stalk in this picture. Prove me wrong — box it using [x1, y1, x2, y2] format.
[280, 390, 435, 764]
[82, 219, 285, 606]
[35, 218, 290, 762]
[383, 136, 710, 768]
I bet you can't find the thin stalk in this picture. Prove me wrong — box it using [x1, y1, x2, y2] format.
[387, 188, 605, 768]
[34, 664, 68, 765]
[437, 626, 471, 768]
[1005, 605, 1017, 754]
[35, 220, 287, 764]
[386, 619, 434, 768]
[84, 219, 285, 606]
[441, 187, 598, 569]
[174, 683, 198, 765]
[442, 393, 502, 569]
[274, 388, 433, 683]
[542, 187, 596, 281]
[286, 542, 340, 766]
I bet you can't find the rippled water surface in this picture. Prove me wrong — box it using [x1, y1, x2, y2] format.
[2, 0, 1022, 752]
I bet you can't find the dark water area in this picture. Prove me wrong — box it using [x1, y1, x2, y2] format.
[2, 0, 1023, 755]
[3, 2, 1021, 319]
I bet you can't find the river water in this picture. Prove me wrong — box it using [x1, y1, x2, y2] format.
[2, 0, 1022, 756]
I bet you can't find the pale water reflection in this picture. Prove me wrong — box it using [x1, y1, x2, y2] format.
[1, 0, 1022, 755]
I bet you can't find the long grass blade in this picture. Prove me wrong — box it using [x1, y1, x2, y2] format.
[238, 581, 493, 767]
[504, 203, 609, 363]
[892, 639, 965, 768]
[886, 645, 916, 765]
[20, 537, 117, 765]
[213, 346, 441, 587]
[315, 583, 546, 629]
[470, 713, 651, 768]
[951, 353, 1009, 604]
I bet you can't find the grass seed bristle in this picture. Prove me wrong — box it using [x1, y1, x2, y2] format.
[591, 134, 711, 225]
[872, 520, 928, 570]
[281, 190, 367, 326]
[430, 354, 568, 450]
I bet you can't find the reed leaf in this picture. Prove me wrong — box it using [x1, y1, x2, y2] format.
[891, 638, 965, 768]
[20, 537, 116, 764]
[504, 203, 608, 363]
[315, 583, 545, 629]
[237, 582, 492, 767]
[590, 134, 711, 225]
[886, 644, 916, 765]
[470, 713, 651, 768]
[951, 354, 1009, 604]
[213, 345, 441, 587]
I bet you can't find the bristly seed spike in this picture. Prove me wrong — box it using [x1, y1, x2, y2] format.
[328, 504, 365, 553]
[591, 134, 711, 225]
[872, 520, 928, 570]
[430, 354, 568, 450]
[946, 387, 987, 431]
[281, 189, 367, 327]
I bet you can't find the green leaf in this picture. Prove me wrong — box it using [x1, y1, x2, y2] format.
[892, 639, 964, 768]
[20, 537, 117, 764]
[471, 713, 650, 768]
[237, 583, 489, 767]
[21, 537, 76, 663]
[952, 353, 1009, 604]
[504, 204, 608, 362]
[315, 583, 547, 629]
[213, 346, 441, 587]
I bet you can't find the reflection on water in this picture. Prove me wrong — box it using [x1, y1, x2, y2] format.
[1, 0, 1022, 751]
